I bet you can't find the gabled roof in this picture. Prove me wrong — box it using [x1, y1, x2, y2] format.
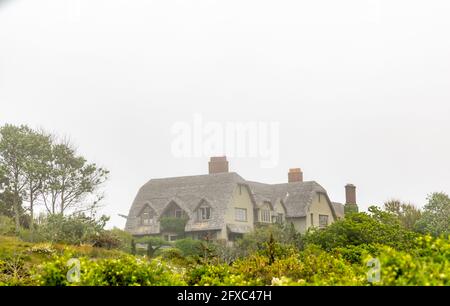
[247, 181, 334, 218]
[126, 172, 337, 235]
[332, 202, 345, 219]
[125, 172, 246, 234]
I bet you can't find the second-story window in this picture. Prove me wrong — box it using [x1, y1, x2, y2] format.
[235, 208, 247, 222]
[319, 215, 329, 228]
[140, 206, 153, 226]
[197, 206, 211, 221]
[260, 210, 271, 223]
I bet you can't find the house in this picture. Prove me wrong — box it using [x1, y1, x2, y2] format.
[125, 156, 358, 242]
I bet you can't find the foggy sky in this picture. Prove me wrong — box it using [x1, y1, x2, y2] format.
[1, 0, 449, 228]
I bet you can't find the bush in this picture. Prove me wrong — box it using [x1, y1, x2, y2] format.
[33, 214, 109, 245]
[304, 206, 418, 252]
[0, 215, 14, 235]
[36, 253, 187, 286]
[174, 238, 204, 257]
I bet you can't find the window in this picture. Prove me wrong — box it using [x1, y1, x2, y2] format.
[164, 234, 179, 242]
[140, 206, 153, 226]
[175, 209, 183, 219]
[239, 185, 242, 195]
[310, 213, 314, 226]
[274, 213, 284, 224]
[235, 208, 247, 222]
[319, 215, 329, 228]
[318, 193, 321, 202]
[197, 206, 211, 221]
[260, 210, 271, 223]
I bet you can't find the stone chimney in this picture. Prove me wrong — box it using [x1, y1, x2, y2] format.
[344, 184, 359, 214]
[208, 156, 229, 174]
[288, 168, 303, 183]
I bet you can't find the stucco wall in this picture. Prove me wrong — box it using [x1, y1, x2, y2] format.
[306, 192, 335, 228]
[288, 217, 307, 233]
[220, 184, 255, 240]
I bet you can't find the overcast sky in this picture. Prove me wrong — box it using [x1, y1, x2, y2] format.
[1, 0, 449, 229]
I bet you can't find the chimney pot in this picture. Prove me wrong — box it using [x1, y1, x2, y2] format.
[208, 156, 229, 174]
[288, 168, 303, 183]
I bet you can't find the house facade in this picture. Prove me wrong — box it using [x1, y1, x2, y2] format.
[125, 157, 358, 242]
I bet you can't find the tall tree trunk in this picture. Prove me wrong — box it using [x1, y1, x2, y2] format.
[29, 184, 34, 241]
[13, 191, 20, 233]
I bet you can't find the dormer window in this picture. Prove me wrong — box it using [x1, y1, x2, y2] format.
[139, 205, 155, 226]
[197, 206, 211, 221]
[260, 209, 271, 223]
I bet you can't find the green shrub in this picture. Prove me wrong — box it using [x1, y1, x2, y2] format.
[0, 215, 14, 236]
[304, 206, 418, 252]
[174, 238, 204, 257]
[36, 253, 187, 286]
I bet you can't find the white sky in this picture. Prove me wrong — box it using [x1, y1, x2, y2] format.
[1, 0, 449, 228]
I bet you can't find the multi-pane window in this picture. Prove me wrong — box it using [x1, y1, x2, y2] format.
[175, 209, 183, 219]
[319, 215, 329, 228]
[235, 208, 247, 222]
[140, 207, 153, 226]
[260, 210, 271, 223]
[275, 213, 284, 224]
[197, 206, 211, 221]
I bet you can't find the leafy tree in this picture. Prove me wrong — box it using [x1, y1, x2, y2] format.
[304, 206, 418, 252]
[0, 125, 33, 232]
[384, 200, 422, 231]
[136, 236, 169, 258]
[41, 140, 109, 215]
[34, 213, 110, 245]
[415, 192, 450, 237]
[22, 129, 52, 234]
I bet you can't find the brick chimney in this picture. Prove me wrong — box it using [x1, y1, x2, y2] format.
[208, 156, 229, 174]
[345, 184, 356, 204]
[344, 184, 359, 214]
[288, 168, 303, 183]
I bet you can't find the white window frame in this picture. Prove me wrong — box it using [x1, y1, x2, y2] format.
[260, 209, 271, 223]
[235, 208, 247, 222]
[197, 206, 211, 221]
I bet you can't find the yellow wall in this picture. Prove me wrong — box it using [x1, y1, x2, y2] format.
[306, 193, 335, 228]
[220, 184, 255, 240]
[288, 217, 307, 233]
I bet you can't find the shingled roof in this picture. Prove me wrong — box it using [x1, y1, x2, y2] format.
[126, 172, 337, 235]
[247, 180, 335, 218]
[125, 172, 248, 235]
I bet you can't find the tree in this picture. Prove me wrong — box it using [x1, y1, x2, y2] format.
[304, 206, 419, 252]
[0, 125, 33, 232]
[384, 200, 422, 231]
[137, 236, 169, 258]
[22, 129, 52, 233]
[41, 140, 109, 215]
[415, 192, 450, 237]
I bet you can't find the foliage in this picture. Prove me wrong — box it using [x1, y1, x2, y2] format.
[136, 236, 169, 257]
[0, 215, 15, 236]
[384, 200, 422, 231]
[303, 206, 418, 252]
[107, 228, 133, 253]
[415, 192, 450, 237]
[36, 254, 186, 286]
[174, 238, 204, 257]
[232, 223, 302, 259]
[42, 141, 109, 215]
[31, 213, 109, 245]
[159, 217, 188, 235]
